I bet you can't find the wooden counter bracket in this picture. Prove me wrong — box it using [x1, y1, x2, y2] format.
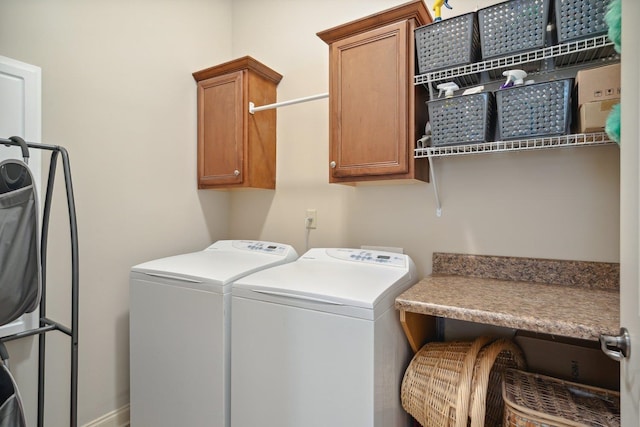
[400, 310, 437, 353]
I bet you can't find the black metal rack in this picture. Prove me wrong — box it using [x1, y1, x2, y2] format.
[0, 137, 79, 427]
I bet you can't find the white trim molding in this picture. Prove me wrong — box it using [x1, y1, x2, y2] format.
[82, 404, 129, 427]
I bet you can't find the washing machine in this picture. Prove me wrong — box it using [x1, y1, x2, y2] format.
[230, 248, 418, 427]
[129, 240, 298, 427]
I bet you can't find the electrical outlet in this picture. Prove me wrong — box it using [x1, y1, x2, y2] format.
[305, 209, 317, 229]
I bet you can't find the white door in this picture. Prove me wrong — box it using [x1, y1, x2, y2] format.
[0, 55, 42, 427]
[620, 2, 640, 425]
[0, 55, 42, 337]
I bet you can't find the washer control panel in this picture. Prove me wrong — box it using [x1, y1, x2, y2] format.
[325, 248, 407, 267]
[232, 240, 290, 256]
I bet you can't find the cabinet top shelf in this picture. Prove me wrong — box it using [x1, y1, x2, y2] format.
[416, 132, 615, 159]
[414, 35, 616, 86]
[317, 0, 430, 44]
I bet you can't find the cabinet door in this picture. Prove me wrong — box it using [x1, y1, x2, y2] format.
[329, 21, 408, 181]
[197, 71, 244, 188]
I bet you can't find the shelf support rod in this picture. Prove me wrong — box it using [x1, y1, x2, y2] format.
[249, 92, 328, 114]
[428, 156, 442, 217]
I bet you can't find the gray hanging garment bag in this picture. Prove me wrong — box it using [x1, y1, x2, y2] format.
[0, 156, 41, 327]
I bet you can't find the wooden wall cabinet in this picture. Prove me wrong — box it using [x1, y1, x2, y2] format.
[317, 0, 431, 184]
[192, 56, 282, 189]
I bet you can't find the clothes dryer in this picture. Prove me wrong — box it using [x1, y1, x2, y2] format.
[230, 248, 417, 427]
[130, 240, 298, 427]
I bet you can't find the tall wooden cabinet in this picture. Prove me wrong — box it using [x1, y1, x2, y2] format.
[317, 0, 431, 184]
[192, 56, 282, 189]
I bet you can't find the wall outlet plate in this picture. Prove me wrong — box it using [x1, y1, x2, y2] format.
[305, 209, 317, 229]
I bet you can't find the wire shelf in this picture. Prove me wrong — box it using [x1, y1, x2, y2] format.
[416, 132, 614, 158]
[414, 35, 615, 86]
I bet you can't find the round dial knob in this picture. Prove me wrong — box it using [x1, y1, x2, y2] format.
[234, 170, 240, 176]
[330, 161, 336, 168]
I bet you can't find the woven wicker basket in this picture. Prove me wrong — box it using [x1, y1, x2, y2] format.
[469, 339, 527, 427]
[502, 369, 621, 427]
[401, 336, 492, 427]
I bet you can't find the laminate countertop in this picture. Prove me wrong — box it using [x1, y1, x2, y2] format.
[395, 253, 620, 341]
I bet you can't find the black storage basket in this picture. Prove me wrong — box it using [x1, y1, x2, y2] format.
[553, 0, 616, 66]
[496, 79, 572, 141]
[555, 0, 612, 44]
[478, 0, 551, 61]
[428, 92, 495, 146]
[415, 12, 480, 76]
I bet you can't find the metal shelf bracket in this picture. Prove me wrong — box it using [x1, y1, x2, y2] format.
[428, 156, 442, 217]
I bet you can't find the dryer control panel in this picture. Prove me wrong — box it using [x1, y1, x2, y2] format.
[230, 240, 291, 256]
[325, 248, 407, 267]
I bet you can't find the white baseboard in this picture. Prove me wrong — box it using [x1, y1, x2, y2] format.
[82, 404, 130, 427]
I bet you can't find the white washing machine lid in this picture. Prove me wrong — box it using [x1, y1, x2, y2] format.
[232, 248, 417, 319]
[130, 240, 298, 293]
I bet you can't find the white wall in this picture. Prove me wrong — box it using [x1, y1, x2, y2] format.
[230, 0, 620, 276]
[0, 0, 232, 425]
[0, 0, 621, 424]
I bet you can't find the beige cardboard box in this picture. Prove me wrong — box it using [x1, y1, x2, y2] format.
[575, 63, 621, 106]
[577, 98, 619, 133]
[514, 331, 619, 391]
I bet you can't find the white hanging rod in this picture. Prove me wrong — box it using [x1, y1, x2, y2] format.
[249, 92, 328, 114]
